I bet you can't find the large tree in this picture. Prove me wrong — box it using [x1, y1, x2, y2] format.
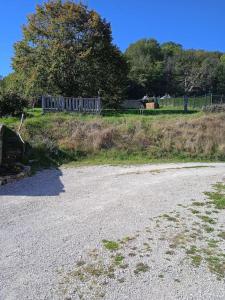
[12, 0, 128, 107]
[125, 39, 164, 97]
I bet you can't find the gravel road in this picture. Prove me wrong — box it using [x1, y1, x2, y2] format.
[0, 162, 225, 300]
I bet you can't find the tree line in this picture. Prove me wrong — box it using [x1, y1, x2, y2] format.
[1, 0, 225, 115]
[126, 39, 225, 99]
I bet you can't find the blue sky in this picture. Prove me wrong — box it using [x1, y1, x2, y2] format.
[1, 0, 225, 76]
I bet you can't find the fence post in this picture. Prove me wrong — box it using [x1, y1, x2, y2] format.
[42, 96, 45, 114]
[211, 93, 213, 105]
[184, 95, 188, 113]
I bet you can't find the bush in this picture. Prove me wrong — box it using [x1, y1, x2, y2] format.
[0, 92, 27, 116]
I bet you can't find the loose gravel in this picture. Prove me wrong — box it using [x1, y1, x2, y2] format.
[0, 162, 225, 300]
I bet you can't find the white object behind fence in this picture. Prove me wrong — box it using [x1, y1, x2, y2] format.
[42, 96, 101, 114]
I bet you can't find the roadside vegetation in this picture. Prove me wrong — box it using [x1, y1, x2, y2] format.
[1, 109, 225, 168]
[1, 1, 225, 169]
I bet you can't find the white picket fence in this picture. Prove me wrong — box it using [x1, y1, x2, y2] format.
[42, 96, 101, 114]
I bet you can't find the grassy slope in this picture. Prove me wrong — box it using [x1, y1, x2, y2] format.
[1, 108, 224, 169]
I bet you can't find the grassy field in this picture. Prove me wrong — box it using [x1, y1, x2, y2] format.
[1, 108, 225, 169]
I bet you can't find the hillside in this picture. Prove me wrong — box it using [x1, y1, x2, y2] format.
[2, 109, 225, 168]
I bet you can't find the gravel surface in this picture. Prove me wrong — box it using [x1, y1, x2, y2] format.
[0, 162, 225, 300]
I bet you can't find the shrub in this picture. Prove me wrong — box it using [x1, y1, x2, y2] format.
[0, 92, 28, 116]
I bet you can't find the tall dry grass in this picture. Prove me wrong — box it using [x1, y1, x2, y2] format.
[22, 113, 225, 161]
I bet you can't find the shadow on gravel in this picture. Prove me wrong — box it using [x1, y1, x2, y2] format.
[0, 168, 65, 196]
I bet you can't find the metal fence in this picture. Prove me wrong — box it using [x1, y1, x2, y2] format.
[42, 96, 101, 114]
[158, 94, 212, 109]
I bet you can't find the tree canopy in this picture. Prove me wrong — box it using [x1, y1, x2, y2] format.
[12, 0, 128, 107]
[125, 39, 225, 98]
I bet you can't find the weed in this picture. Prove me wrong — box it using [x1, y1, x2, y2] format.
[165, 250, 175, 255]
[134, 263, 150, 275]
[206, 256, 225, 278]
[186, 245, 198, 255]
[76, 260, 86, 267]
[83, 264, 105, 277]
[203, 225, 214, 233]
[198, 215, 216, 224]
[114, 255, 124, 265]
[120, 263, 129, 269]
[170, 232, 188, 248]
[190, 255, 202, 267]
[205, 191, 225, 209]
[117, 277, 125, 283]
[102, 240, 119, 251]
[162, 214, 179, 222]
[218, 231, 225, 240]
[207, 239, 219, 248]
[190, 209, 200, 214]
[192, 201, 205, 207]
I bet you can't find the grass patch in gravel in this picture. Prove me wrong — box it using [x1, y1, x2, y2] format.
[203, 225, 215, 233]
[102, 240, 120, 251]
[198, 215, 217, 224]
[190, 255, 202, 267]
[207, 239, 220, 248]
[162, 214, 179, 222]
[134, 263, 150, 275]
[186, 245, 198, 255]
[206, 256, 225, 279]
[190, 209, 200, 214]
[218, 232, 225, 240]
[114, 255, 124, 265]
[192, 201, 206, 207]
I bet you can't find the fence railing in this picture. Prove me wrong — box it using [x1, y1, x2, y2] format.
[42, 96, 101, 114]
[158, 94, 212, 109]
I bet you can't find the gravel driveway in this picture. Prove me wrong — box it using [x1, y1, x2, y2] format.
[0, 162, 225, 300]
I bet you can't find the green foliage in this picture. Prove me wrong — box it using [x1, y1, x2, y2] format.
[0, 91, 27, 116]
[102, 240, 120, 251]
[125, 38, 224, 97]
[125, 39, 164, 96]
[12, 0, 128, 107]
[204, 183, 225, 209]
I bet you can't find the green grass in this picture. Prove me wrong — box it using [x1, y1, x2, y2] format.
[198, 215, 216, 224]
[203, 226, 214, 233]
[206, 256, 225, 278]
[204, 191, 225, 209]
[102, 240, 120, 251]
[192, 201, 206, 207]
[114, 255, 124, 265]
[186, 245, 198, 255]
[218, 232, 225, 240]
[190, 255, 202, 267]
[162, 214, 179, 222]
[204, 182, 225, 210]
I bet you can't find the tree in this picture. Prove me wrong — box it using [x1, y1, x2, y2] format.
[12, 0, 128, 107]
[216, 55, 225, 94]
[125, 39, 164, 96]
[161, 42, 182, 57]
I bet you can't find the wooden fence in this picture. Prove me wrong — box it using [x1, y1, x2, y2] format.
[42, 96, 102, 114]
